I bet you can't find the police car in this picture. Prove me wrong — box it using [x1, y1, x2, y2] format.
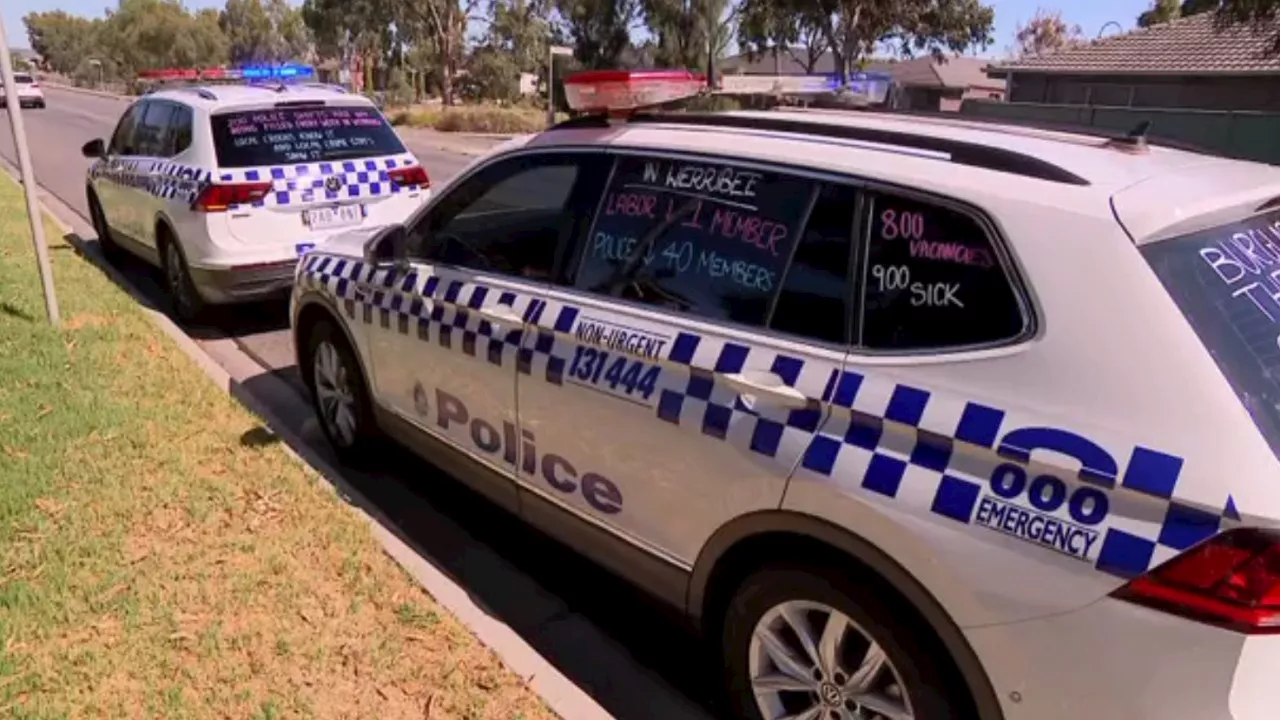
[289, 69, 1280, 720]
[82, 65, 430, 321]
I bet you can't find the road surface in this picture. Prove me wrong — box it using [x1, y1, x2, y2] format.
[0, 86, 724, 720]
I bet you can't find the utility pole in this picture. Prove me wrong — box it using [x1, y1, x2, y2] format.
[547, 45, 573, 127]
[0, 16, 58, 325]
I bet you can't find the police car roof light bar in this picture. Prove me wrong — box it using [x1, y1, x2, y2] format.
[1112, 527, 1280, 634]
[562, 69, 705, 119]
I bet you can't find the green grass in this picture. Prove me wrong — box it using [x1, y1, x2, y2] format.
[388, 104, 564, 134]
[0, 178, 553, 718]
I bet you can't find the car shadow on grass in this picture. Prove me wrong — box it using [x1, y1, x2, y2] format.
[233, 366, 730, 720]
[59, 230, 728, 720]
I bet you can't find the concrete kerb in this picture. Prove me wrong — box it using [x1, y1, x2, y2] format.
[0, 161, 614, 720]
[43, 82, 134, 102]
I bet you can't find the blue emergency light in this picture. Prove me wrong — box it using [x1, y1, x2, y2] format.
[240, 64, 315, 80]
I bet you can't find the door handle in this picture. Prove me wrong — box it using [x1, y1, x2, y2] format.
[476, 305, 523, 330]
[721, 372, 810, 410]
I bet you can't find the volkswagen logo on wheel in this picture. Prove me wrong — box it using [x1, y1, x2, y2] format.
[324, 175, 344, 192]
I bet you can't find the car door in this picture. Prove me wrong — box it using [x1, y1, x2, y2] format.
[93, 102, 145, 239]
[361, 149, 612, 513]
[120, 99, 179, 250]
[513, 151, 857, 567]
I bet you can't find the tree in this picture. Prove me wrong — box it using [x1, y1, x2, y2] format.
[554, 0, 641, 69]
[643, 0, 738, 83]
[24, 11, 103, 75]
[221, 0, 312, 65]
[1012, 7, 1082, 58]
[1138, 0, 1182, 27]
[737, 0, 994, 84]
[93, 0, 229, 74]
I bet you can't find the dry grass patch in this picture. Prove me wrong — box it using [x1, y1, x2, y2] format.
[0, 181, 554, 719]
[389, 104, 558, 134]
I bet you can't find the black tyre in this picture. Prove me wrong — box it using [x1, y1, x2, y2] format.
[301, 318, 381, 466]
[86, 189, 122, 262]
[159, 232, 205, 323]
[722, 565, 968, 720]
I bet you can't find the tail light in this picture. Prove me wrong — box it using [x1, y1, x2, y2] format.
[1112, 528, 1280, 633]
[193, 182, 273, 212]
[29, 83, 39, 89]
[388, 166, 430, 190]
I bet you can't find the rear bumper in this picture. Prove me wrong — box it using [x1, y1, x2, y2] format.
[188, 261, 296, 305]
[1, 96, 44, 108]
[965, 594, 1277, 720]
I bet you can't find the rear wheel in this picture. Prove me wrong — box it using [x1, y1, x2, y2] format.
[159, 232, 205, 323]
[86, 190, 121, 262]
[301, 318, 380, 466]
[722, 565, 967, 720]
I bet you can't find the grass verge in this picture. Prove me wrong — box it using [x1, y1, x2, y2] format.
[389, 105, 559, 134]
[0, 178, 555, 719]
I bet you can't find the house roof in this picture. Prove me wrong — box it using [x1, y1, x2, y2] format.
[991, 12, 1280, 76]
[720, 51, 1005, 90]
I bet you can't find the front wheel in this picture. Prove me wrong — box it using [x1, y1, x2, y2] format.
[722, 566, 968, 720]
[86, 190, 122, 262]
[301, 319, 381, 466]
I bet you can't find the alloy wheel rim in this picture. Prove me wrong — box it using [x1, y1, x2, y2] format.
[749, 600, 914, 720]
[313, 340, 357, 448]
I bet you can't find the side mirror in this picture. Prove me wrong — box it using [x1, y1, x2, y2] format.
[81, 138, 106, 159]
[362, 224, 409, 269]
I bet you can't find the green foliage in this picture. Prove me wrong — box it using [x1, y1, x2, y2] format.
[738, 0, 995, 83]
[220, 0, 312, 65]
[553, 0, 640, 68]
[1138, 0, 1183, 27]
[1013, 7, 1082, 57]
[460, 47, 522, 103]
[23, 11, 103, 76]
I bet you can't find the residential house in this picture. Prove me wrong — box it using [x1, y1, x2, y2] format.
[987, 13, 1280, 112]
[718, 51, 1006, 111]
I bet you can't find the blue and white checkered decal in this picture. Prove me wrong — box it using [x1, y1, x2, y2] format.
[216, 154, 419, 210]
[88, 152, 418, 210]
[298, 252, 1242, 581]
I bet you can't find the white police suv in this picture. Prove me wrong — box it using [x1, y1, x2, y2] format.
[83, 68, 430, 321]
[290, 70, 1280, 720]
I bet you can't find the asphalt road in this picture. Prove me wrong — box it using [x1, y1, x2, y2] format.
[0, 87, 726, 720]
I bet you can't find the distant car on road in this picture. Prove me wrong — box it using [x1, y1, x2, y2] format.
[292, 69, 1280, 720]
[82, 68, 432, 321]
[1, 72, 46, 109]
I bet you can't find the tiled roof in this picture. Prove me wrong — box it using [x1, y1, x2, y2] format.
[993, 12, 1280, 75]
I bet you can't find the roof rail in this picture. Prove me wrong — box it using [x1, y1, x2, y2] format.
[173, 86, 218, 101]
[299, 82, 347, 94]
[592, 112, 1091, 186]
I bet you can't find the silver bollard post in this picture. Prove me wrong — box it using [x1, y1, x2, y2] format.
[0, 17, 59, 325]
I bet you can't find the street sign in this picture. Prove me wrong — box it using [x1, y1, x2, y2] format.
[550, 46, 573, 57]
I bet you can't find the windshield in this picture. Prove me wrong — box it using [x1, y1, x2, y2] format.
[14, 74, 33, 84]
[1143, 207, 1280, 459]
[209, 104, 406, 168]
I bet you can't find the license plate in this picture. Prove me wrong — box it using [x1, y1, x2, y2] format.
[295, 242, 316, 256]
[304, 204, 364, 230]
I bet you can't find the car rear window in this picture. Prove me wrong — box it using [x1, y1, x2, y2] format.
[1143, 207, 1280, 459]
[14, 74, 33, 84]
[209, 104, 407, 168]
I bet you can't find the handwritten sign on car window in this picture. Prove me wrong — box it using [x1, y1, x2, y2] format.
[576, 155, 813, 324]
[861, 192, 1023, 349]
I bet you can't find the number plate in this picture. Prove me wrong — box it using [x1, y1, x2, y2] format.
[304, 204, 364, 230]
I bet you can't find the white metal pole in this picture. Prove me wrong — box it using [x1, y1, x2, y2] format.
[0, 16, 58, 325]
[546, 44, 554, 128]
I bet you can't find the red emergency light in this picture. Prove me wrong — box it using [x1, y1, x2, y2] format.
[562, 69, 705, 117]
[136, 67, 247, 82]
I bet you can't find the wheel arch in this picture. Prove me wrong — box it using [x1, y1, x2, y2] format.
[292, 293, 372, 396]
[688, 510, 1006, 720]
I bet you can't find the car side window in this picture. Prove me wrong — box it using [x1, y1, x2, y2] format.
[858, 190, 1028, 351]
[108, 103, 144, 156]
[572, 153, 815, 328]
[169, 104, 193, 156]
[134, 101, 177, 158]
[768, 183, 858, 345]
[409, 153, 609, 280]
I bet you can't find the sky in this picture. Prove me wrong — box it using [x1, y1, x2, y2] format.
[3, 0, 1155, 59]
